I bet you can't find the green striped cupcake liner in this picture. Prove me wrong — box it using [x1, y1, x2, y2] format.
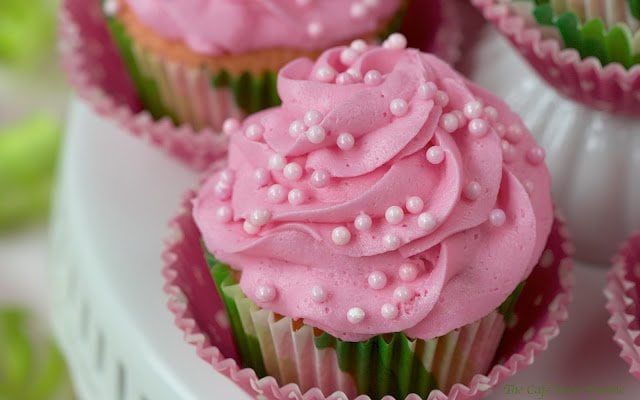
[101, 1, 410, 132]
[206, 256, 523, 400]
[519, 0, 640, 68]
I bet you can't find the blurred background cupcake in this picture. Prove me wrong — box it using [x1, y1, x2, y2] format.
[99, 0, 462, 131]
[165, 37, 573, 399]
[468, 0, 640, 264]
[606, 232, 640, 381]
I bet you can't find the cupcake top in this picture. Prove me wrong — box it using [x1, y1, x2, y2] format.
[194, 35, 554, 342]
[121, 0, 401, 55]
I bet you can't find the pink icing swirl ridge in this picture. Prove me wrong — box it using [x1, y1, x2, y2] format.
[194, 40, 553, 341]
[123, 0, 400, 55]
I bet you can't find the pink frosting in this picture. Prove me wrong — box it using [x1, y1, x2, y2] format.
[123, 0, 400, 55]
[193, 40, 554, 341]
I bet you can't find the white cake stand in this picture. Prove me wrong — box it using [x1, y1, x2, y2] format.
[50, 98, 640, 400]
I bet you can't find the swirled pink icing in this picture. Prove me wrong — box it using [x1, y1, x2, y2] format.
[194, 38, 554, 341]
[123, 0, 400, 55]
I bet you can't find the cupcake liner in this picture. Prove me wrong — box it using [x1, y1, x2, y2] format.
[59, 0, 229, 171]
[605, 232, 640, 379]
[163, 189, 574, 400]
[471, 0, 640, 116]
[105, 8, 283, 131]
[208, 260, 520, 399]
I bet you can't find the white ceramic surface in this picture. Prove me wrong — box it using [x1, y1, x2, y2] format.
[464, 25, 640, 265]
[46, 97, 640, 400]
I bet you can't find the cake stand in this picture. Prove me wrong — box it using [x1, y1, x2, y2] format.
[50, 98, 640, 400]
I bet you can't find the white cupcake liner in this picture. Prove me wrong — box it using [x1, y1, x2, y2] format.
[471, 0, 640, 116]
[59, 0, 229, 171]
[605, 232, 640, 379]
[163, 187, 574, 400]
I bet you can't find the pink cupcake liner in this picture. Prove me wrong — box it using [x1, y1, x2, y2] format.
[471, 0, 640, 116]
[59, 0, 229, 171]
[605, 232, 640, 379]
[162, 186, 574, 400]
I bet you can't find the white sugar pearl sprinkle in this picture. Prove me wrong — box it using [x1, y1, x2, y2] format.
[315, 66, 336, 83]
[288, 189, 305, 205]
[406, 196, 424, 214]
[103, 0, 119, 16]
[310, 169, 330, 187]
[364, 70, 382, 86]
[337, 132, 355, 150]
[383, 33, 407, 49]
[399, 263, 418, 282]
[383, 233, 401, 250]
[307, 21, 323, 37]
[468, 119, 488, 137]
[245, 123, 264, 141]
[268, 154, 286, 170]
[506, 125, 524, 143]
[255, 285, 277, 302]
[249, 208, 271, 227]
[347, 307, 365, 324]
[435, 91, 449, 107]
[418, 82, 437, 99]
[490, 209, 506, 227]
[222, 118, 240, 135]
[368, 271, 387, 290]
[440, 113, 459, 133]
[393, 286, 412, 302]
[215, 206, 233, 223]
[283, 162, 303, 181]
[484, 106, 498, 121]
[332, 226, 351, 245]
[219, 169, 235, 183]
[464, 101, 483, 119]
[289, 120, 306, 137]
[336, 72, 355, 85]
[340, 48, 358, 65]
[381, 303, 398, 320]
[310, 286, 327, 303]
[350, 3, 367, 18]
[418, 212, 437, 232]
[385, 206, 404, 224]
[306, 125, 326, 144]
[426, 146, 445, 164]
[464, 181, 481, 201]
[354, 213, 372, 231]
[347, 68, 362, 81]
[351, 39, 368, 52]
[390, 99, 409, 117]
[243, 220, 260, 235]
[304, 110, 323, 126]
[267, 184, 286, 203]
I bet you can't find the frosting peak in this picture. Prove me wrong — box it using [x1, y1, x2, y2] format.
[194, 38, 553, 341]
[124, 0, 401, 55]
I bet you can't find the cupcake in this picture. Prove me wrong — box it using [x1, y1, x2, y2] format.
[98, 0, 464, 132]
[172, 36, 574, 399]
[471, 0, 640, 115]
[606, 232, 640, 380]
[469, 0, 640, 264]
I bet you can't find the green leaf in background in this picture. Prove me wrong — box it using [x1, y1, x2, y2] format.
[0, 114, 61, 231]
[0, 0, 58, 69]
[0, 308, 72, 400]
